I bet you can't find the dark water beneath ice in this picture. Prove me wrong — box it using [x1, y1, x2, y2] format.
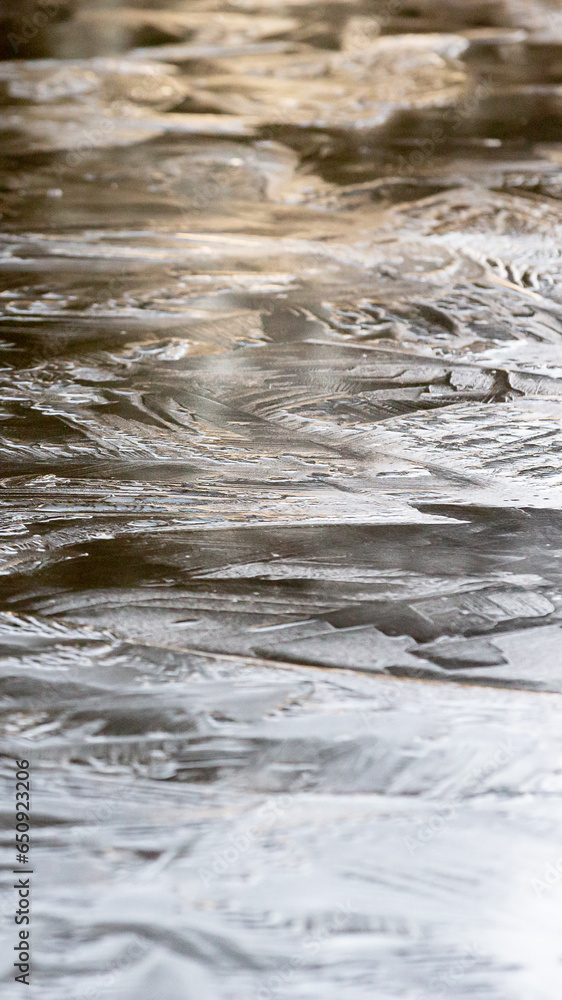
[1, 2, 562, 998]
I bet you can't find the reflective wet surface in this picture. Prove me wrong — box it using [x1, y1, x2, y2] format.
[1, 2, 562, 998]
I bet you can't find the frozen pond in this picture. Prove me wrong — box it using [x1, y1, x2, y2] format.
[1, 2, 562, 997]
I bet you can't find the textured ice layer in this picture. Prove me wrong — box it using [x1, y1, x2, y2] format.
[2, 2, 562, 998]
